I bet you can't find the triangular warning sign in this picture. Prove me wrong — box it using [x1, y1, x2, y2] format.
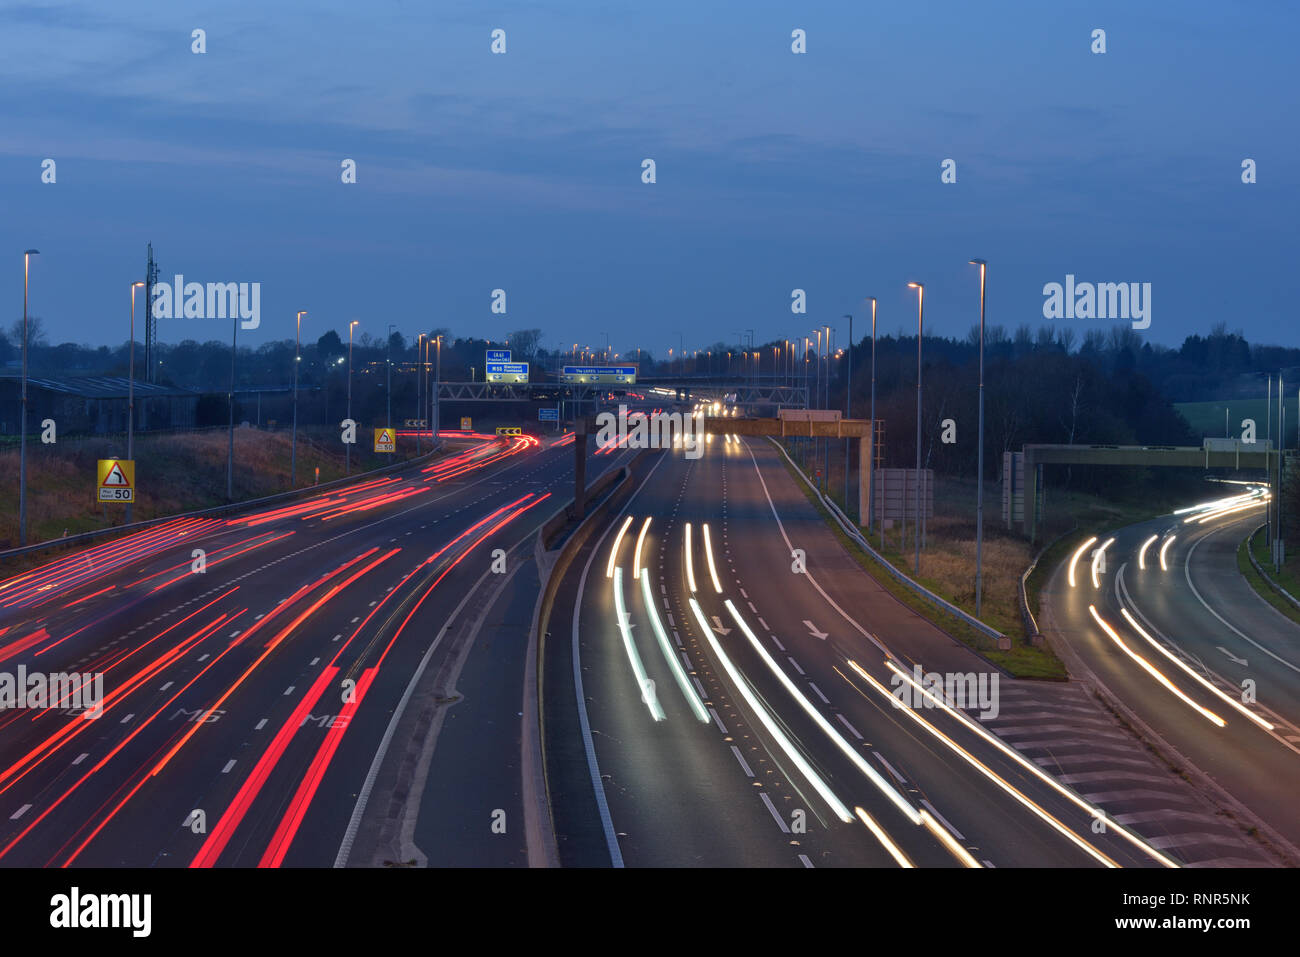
[101, 462, 130, 486]
[378, 430, 393, 444]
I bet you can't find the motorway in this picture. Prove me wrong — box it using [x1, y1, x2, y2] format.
[0, 428, 628, 867]
[546, 432, 1189, 868]
[1042, 487, 1300, 855]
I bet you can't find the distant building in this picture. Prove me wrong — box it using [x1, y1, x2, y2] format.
[0, 375, 198, 435]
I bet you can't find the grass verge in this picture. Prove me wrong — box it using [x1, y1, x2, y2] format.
[772, 444, 1067, 679]
[1238, 525, 1300, 627]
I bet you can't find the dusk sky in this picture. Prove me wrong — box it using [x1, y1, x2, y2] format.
[3, 0, 1296, 356]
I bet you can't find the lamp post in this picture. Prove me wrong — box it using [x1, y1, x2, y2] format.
[867, 297, 877, 540]
[433, 334, 443, 441]
[18, 250, 38, 546]
[417, 333, 426, 454]
[226, 305, 238, 500]
[907, 282, 925, 574]
[292, 310, 305, 487]
[843, 313, 853, 512]
[386, 323, 395, 457]
[127, 281, 145, 523]
[970, 260, 987, 616]
[346, 320, 359, 475]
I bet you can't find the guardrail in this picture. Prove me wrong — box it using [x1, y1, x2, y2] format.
[1017, 525, 1077, 645]
[0, 440, 444, 565]
[1245, 521, 1300, 611]
[769, 438, 1011, 648]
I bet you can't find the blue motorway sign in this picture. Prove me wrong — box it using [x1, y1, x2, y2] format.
[486, 349, 511, 362]
[560, 365, 637, 384]
[538, 407, 559, 421]
[486, 361, 529, 383]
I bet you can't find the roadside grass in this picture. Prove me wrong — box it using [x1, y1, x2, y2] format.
[772, 443, 1066, 678]
[1239, 525, 1300, 628]
[0, 427, 431, 558]
[774, 440, 1224, 680]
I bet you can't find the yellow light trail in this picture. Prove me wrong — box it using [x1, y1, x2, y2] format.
[1068, 536, 1098, 588]
[606, 515, 634, 580]
[702, 523, 724, 594]
[684, 522, 698, 592]
[1088, 605, 1225, 727]
[1137, 535, 1158, 571]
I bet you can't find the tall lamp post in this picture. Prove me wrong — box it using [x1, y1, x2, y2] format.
[867, 297, 877, 540]
[431, 334, 443, 442]
[127, 281, 145, 523]
[292, 310, 305, 487]
[416, 333, 426, 454]
[18, 250, 39, 545]
[907, 282, 925, 575]
[386, 323, 396, 457]
[843, 314, 853, 512]
[969, 260, 987, 616]
[346, 320, 359, 475]
[226, 305, 238, 500]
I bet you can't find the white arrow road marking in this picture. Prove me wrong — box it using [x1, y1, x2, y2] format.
[1217, 646, 1248, 667]
[710, 616, 732, 636]
[803, 619, 828, 640]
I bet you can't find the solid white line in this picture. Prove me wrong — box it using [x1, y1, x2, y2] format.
[1185, 533, 1300, 676]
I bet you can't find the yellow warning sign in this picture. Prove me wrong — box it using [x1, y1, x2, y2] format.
[97, 459, 135, 503]
[460, 417, 472, 431]
[374, 428, 396, 453]
[496, 426, 522, 437]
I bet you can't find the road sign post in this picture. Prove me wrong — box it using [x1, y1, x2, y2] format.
[97, 459, 135, 503]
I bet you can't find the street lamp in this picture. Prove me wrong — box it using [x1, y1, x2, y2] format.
[347, 320, 359, 475]
[907, 282, 924, 575]
[867, 297, 878, 542]
[843, 313, 853, 512]
[127, 281, 145, 523]
[970, 259, 987, 616]
[386, 323, 396, 456]
[226, 302, 239, 501]
[417, 333, 426, 454]
[292, 310, 305, 487]
[433, 334, 443, 439]
[18, 250, 39, 545]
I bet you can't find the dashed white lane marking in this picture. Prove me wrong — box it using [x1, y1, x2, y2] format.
[920, 798, 965, 840]
[787, 657, 805, 676]
[72, 753, 88, 765]
[757, 616, 769, 630]
[350, 617, 360, 623]
[666, 613, 675, 627]
[120, 713, 135, 724]
[197, 654, 210, 662]
[740, 588, 749, 599]
[228, 630, 240, 638]
[333, 634, 342, 642]
[10, 804, 31, 821]
[835, 713, 863, 740]
[709, 708, 729, 734]
[747, 601, 758, 613]
[222, 760, 237, 774]
[874, 752, 907, 785]
[692, 677, 708, 700]
[284, 686, 295, 696]
[730, 745, 755, 777]
[160, 682, 173, 692]
[309, 657, 320, 666]
[255, 718, 268, 730]
[759, 792, 790, 832]
[798, 853, 814, 868]
[771, 636, 786, 652]
[808, 682, 830, 704]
